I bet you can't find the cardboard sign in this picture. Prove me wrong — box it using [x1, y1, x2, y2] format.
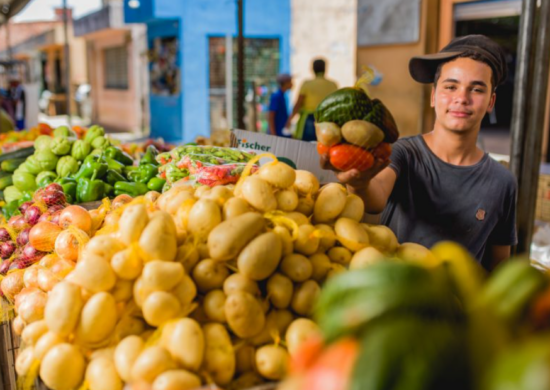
[230, 129, 337, 183]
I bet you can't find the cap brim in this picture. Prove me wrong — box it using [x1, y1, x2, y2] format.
[409, 51, 463, 83]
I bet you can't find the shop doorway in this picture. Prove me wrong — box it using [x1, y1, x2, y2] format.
[454, 0, 521, 156]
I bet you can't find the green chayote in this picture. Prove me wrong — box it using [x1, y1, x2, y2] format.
[34, 135, 53, 151]
[13, 170, 37, 191]
[84, 125, 105, 143]
[3, 186, 22, 203]
[51, 137, 72, 156]
[53, 125, 76, 139]
[56, 156, 79, 178]
[24, 156, 43, 175]
[36, 171, 57, 187]
[91, 136, 110, 150]
[33, 149, 59, 172]
[71, 140, 92, 161]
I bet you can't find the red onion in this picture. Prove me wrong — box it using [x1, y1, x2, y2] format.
[18, 201, 33, 215]
[1, 241, 16, 259]
[24, 206, 42, 226]
[8, 258, 27, 271]
[0, 227, 11, 242]
[22, 244, 45, 263]
[16, 228, 30, 247]
[0, 259, 12, 275]
[48, 204, 65, 214]
[50, 210, 62, 225]
[42, 191, 66, 207]
[45, 183, 63, 193]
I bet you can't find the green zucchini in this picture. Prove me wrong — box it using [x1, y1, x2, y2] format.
[0, 146, 34, 162]
[1, 158, 27, 173]
[0, 174, 13, 190]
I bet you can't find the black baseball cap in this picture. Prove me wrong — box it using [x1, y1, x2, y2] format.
[409, 34, 508, 88]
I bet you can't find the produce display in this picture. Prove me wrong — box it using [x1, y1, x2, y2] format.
[0, 123, 54, 154]
[157, 145, 257, 188]
[281, 243, 550, 390]
[0, 154, 411, 390]
[314, 81, 399, 171]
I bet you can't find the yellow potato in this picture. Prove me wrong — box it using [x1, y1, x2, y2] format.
[236, 344, 257, 374]
[309, 253, 332, 282]
[171, 273, 197, 308]
[139, 211, 177, 262]
[21, 320, 48, 346]
[142, 291, 181, 327]
[33, 332, 65, 361]
[250, 309, 294, 346]
[276, 188, 299, 211]
[267, 273, 293, 309]
[291, 280, 321, 316]
[285, 318, 321, 356]
[256, 344, 289, 380]
[133, 276, 154, 308]
[295, 196, 315, 216]
[157, 187, 195, 216]
[76, 292, 118, 345]
[15, 346, 34, 376]
[225, 291, 265, 338]
[294, 224, 320, 255]
[197, 243, 210, 260]
[83, 235, 125, 262]
[259, 161, 296, 189]
[131, 346, 176, 384]
[293, 170, 320, 196]
[118, 204, 149, 245]
[174, 198, 196, 231]
[315, 224, 336, 251]
[161, 318, 204, 372]
[114, 335, 144, 382]
[207, 212, 265, 261]
[44, 281, 83, 337]
[350, 246, 385, 269]
[313, 183, 347, 223]
[152, 369, 202, 390]
[341, 119, 384, 148]
[222, 197, 251, 220]
[396, 242, 437, 266]
[223, 273, 260, 296]
[72, 254, 117, 293]
[240, 176, 277, 212]
[174, 243, 200, 272]
[279, 254, 312, 282]
[192, 259, 230, 293]
[203, 289, 227, 323]
[111, 278, 134, 302]
[339, 194, 365, 222]
[187, 199, 222, 239]
[238, 232, 282, 280]
[142, 260, 184, 291]
[326, 263, 346, 279]
[328, 246, 353, 265]
[111, 248, 143, 280]
[273, 226, 294, 256]
[86, 357, 123, 390]
[335, 217, 369, 252]
[202, 323, 235, 386]
[284, 211, 309, 226]
[362, 223, 399, 254]
[201, 185, 233, 205]
[40, 343, 85, 390]
[113, 316, 146, 342]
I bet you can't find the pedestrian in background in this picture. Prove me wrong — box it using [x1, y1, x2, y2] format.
[268, 73, 293, 137]
[9, 78, 25, 130]
[287, 58, 338, 141]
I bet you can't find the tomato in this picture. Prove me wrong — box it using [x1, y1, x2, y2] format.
[372, 142, 392, 161]
[329, 144, 374, 172]
[303, 338, 359, 390]
[290, 335, 324, 374]
[317, 142, 330, 155]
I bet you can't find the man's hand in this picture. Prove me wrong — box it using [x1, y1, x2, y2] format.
[319, 153, 390, 188]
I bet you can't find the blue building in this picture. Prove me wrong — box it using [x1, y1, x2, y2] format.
[124, 0, 291, 143]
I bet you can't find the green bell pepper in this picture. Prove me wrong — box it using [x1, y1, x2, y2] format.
[105, 146, 134, 166]
[104, 183, 114, 196]
[147, 177, 166, 192]
[106, 158, 125, 173]
[76, 176, 105, 203]
[74, 154, 108, 181]
[106, 169, 127, 185]
[36, 171, 58, 188]
[141, 145, 160, 166]
[132, 163, 158, 184]
[123, 166, 138, 176]
[114, 181, 148, 197]
[56, 177, 77, 202]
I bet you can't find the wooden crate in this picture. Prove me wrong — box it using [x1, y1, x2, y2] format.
[0, 299, 19, 390]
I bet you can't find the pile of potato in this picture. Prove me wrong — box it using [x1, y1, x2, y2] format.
[11, 157, 406, 390]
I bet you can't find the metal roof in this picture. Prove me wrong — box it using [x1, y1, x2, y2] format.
[0, 0, 32, 24]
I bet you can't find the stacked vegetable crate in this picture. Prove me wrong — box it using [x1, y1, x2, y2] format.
[0, 299, 19, 390]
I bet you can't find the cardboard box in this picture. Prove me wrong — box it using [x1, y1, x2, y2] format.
[230, 129, 337, 183]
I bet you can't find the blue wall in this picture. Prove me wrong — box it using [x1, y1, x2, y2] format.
[125, 0, 291, 143]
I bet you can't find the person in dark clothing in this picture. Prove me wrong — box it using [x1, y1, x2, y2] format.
[268, 74, 293, 137]
[322, 35, 517, 270]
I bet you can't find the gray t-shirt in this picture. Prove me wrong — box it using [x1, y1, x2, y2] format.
[381, 135, 517, 265]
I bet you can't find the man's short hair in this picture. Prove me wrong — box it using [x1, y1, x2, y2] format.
[434, 50, 498, 92]
[313, 59, 326, 74]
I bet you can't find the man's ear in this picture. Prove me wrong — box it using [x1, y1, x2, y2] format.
[430, 86, 435, 108]
[487, 92, 496, 113]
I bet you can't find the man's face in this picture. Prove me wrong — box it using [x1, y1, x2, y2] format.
[431, 57, 496, 134]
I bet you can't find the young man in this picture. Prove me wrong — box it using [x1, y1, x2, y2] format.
[327, 35, 517, 270]
[268, 74, 293, 137]
[287, 59, 338, 141]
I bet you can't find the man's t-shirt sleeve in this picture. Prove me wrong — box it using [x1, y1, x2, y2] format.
[269, 93, 279, 112]
[487, 181, 518, 246]
[388, 139, 409, 177]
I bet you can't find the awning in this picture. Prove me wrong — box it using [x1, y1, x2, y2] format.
[0, 0, 32, 24]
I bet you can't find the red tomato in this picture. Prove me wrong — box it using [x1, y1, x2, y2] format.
[317, 142, 330, 155]
[329, 144, 374, 171]
[290, 335, 325, 374]
[372, 142, 392, 161]
[303, 338, 359, 390]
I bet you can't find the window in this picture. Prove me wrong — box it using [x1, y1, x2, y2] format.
[104, 46, 129, 90]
